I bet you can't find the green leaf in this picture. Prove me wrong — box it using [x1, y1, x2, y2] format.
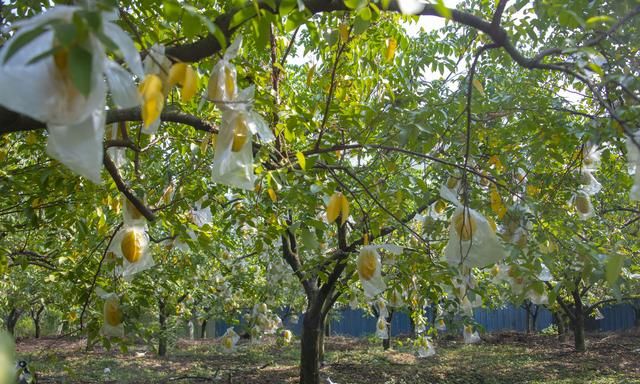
[163, 0, 181, 22]
[182, 12, 201, 38]
[69, 45, 93, 97]
[296, 151, 306, 170]
[53, 23, 78, 46]
[301, 227, 320, 250]
[3, 26, 48, 64]
[344, 0, 368, 10]
[80, 10, 102, 32]
[352, 14, 370, 35]
[200, 18, 227, 49]
[284, 10, 308, 32]
[358, 6, 372, 21]
[557, 9, 584, 29]
[605, 254, 624, 285]
[230, 6, 257, 29]
[279, 0, 298, 15]
[434, 0, 452, 19]
[586, 15, 614, 28]
[26, 47, 58, 65]
[472, 78, 485, 96]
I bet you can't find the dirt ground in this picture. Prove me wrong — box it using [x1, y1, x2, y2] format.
[15, 329, 640, 383]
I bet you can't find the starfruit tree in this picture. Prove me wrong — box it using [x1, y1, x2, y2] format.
[1, 1, 640, 384]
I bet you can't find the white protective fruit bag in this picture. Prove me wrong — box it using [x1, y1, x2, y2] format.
[140, 44, 172, 134]
[107, 123, 127, 168]
[211, 86, 274, 190]
[109, 226, 154, 279]
[356, 245, 387, 298]
[97, 288, 124, 338]
[207, 36, 241, 107]
[220, 327, 240, 353]
[416, 335, 436, 358]
[576, 169, 602, 196]
[190, 200, 213, 227]
[626, 130, 640, 200]
[444, 206, 506, 268]
[463, 325, 480, 344]
[375, 316, 388, 340]
[568, 190, 594, 220]
[122, 194, 147, 226]
[440, 183, 506, 268]
[0, 6, 142, 183]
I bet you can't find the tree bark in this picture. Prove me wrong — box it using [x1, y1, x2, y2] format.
[318, 323, 325, 365]
[200, 319, 208, 339]
[522, 301, 537, 334]
[571, 289, 586, 352]
[382, 310, 393, 350]
[5, 307, 22, 336]
[300, 308, 322, 384]
[30, 304, 44, 339]
[188, 318, 195, 340]
[158, 299, 167, 357]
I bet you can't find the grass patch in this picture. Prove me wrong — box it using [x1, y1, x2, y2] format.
[15, 330, 640, 383]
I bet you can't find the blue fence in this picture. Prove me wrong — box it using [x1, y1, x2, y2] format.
[205, 302, 638, 338]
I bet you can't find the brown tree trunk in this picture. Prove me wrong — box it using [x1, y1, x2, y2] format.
[6, 307, 22, 336]
[571, 289, 586, 352]
[300, 308, 322, 384]
[200, 319, 208, 339]
[30, 304, 44, 339]
[158, 299, 167, 357]
[557, 313, 567, 341]
[382, 310, 393, 350]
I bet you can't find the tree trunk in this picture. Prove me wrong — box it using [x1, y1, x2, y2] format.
[30, 304, 44, 339]
[571, 289, 586, 352]
[57, 319, 68, 336]
[200, 319, 208, 339]
[34, 318, 41, 338]
[409, 314, 416, 338]
[558, 314, 567, 341]
[318, 324, 325, 365]
[6, 307, 22, 336]
[382, 310, 393, 351]
[552, 310, 567, 341]
[158, 299, 167, 357]
[523, 301, 537, 334]
[188, 320, 194, 340]
[300, 309, 322, 384]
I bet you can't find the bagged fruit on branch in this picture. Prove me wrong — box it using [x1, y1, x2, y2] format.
[357, 245, 386, 298]
[207, 36, 242, 108]
[109, 226, 154, 278]
[211, 86, 274, 190]
[97, 288, 124, 338]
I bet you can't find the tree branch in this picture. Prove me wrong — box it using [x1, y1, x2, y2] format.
[8, 250, 57, 270]
[491, 0, 508, 28]
[103, 151, 156, 221]
[0, 107, 218, 135]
